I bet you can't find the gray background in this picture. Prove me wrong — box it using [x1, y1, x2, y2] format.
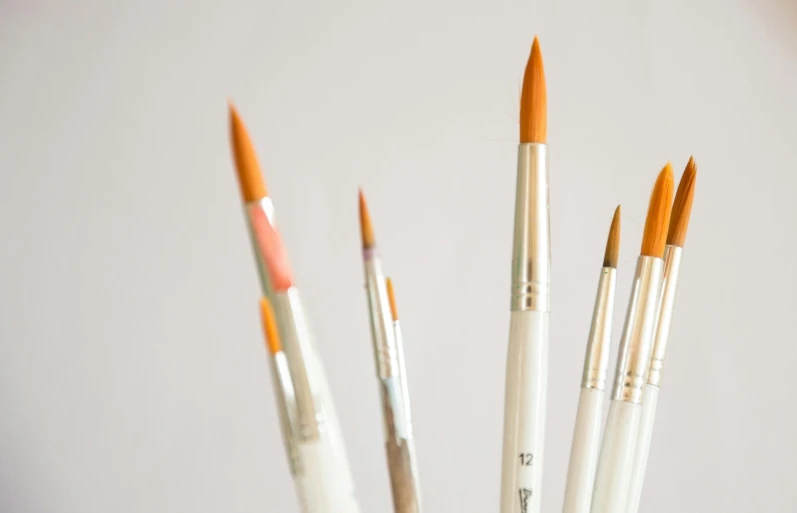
[1, 0, 795, 511]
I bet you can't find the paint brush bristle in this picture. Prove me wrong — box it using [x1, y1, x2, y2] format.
[520, 36, 547, 144]
[667, 157, 697, 247]
[259, 297, 281, 354]
[603, 205, 621, 268]
[229, 101, 268, 202]
[641, 163, 675, 258]
[386, 277, 398, 321]
[358, 189, 376, 249]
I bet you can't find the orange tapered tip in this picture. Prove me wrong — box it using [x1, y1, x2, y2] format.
[259, 297, 281, 354]
[641, 163, 675, 258]
[385, 277, 398, 321]
[667, 157, 697, 247]
[229, 101, 268, 202]
[520, 36, 547, 143]
[603, 205, 621, 268]
[358, 189, 376, 249]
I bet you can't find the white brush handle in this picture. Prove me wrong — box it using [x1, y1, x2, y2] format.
[590, 400, 640, 513]
[294, 440, 357, 513]
[306, 348, 361, 513]
[500, 309, 549, 513]
[626, 384, 659, 513]
[562, 387, 604, 513]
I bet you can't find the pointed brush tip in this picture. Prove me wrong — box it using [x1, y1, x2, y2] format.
[520, 35, 546, 144]
[667, 157, 698, 247]
[385, 277, 398, 321]
[641, 164, 675, 258]
[603, 205, 621, 268]
[228, 104, 267, 201]
[358, 189, 375, 249]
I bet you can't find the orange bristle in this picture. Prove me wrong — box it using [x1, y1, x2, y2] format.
[259, 297, 281, 354]
[358, 189, 376, 249]
[519, 36, 547, 143]
[385, 277, 398, 321]
[603, 205, 621, 268]
[641, 164, 675, 258]
[667, 157, 698, 247]
[228, 101, 268, 202]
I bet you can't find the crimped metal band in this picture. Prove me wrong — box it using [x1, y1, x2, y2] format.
[582, 268, 617, 390]
[611, 256, 664, 403]
[511, 143, 551, 312]
[647, 246, 683, 387]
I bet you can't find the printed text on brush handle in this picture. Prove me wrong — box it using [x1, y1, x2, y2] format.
[518, 453, 533, 466]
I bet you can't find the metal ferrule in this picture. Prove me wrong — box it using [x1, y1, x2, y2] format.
[244, 197, 277, 300]
[611, 256, 664, 403]
[511, 143, 551, 312]
[269, 352, 302, 476]
[647, 246, 683, 387]
[393, 320, 414, 438]
[272, 288, 321, 442]
[363, 254, 399, 379]
[581, 267, 617, 390]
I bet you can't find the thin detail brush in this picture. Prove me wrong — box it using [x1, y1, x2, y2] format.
[359, 191, 421, 513]
[562, 206, 620, 513]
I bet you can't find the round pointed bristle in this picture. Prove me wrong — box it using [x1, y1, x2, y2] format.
[385, 277, 398, 321]
[603, 205, 621, 268]
[667, 157, 697, 247]
[520, 36, 547, 143]
[259, 297, 281, 354]
[228, 102, 268, 202]
[358, 189, 376, 249]
[641, 163, 675, 258]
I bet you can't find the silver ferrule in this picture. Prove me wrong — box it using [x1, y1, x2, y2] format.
[269, 352, 302, 476]
[393, 320, 414, 437]
[581, 267, 617, 390]
[272, 288, 320, 442]
[363, 255, 399, 379]
[244, 197, 277, 300]
[647, 246, 683, 387]
[511, 143, 551, 312]
[611, 256, 664, 403]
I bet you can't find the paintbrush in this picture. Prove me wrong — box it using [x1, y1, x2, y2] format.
[562, 207, 621, 513]
[590, 164, 674, 513]
[626, 158, 697, 513]
[500, 35, 550, 513]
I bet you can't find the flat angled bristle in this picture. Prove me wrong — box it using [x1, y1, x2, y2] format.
[520, 36, 547, 143]
[259, 297, 281, 354]
[603, 205, 621, 268]
[228, 101, 268, 202]
[667, 157, 697, 247]
[385, 277, 398, 321]
[641, 163, 675, 258]
[358, 189, 376, 249]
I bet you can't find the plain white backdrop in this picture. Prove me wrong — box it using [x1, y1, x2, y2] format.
[2, 0, 796, 511]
